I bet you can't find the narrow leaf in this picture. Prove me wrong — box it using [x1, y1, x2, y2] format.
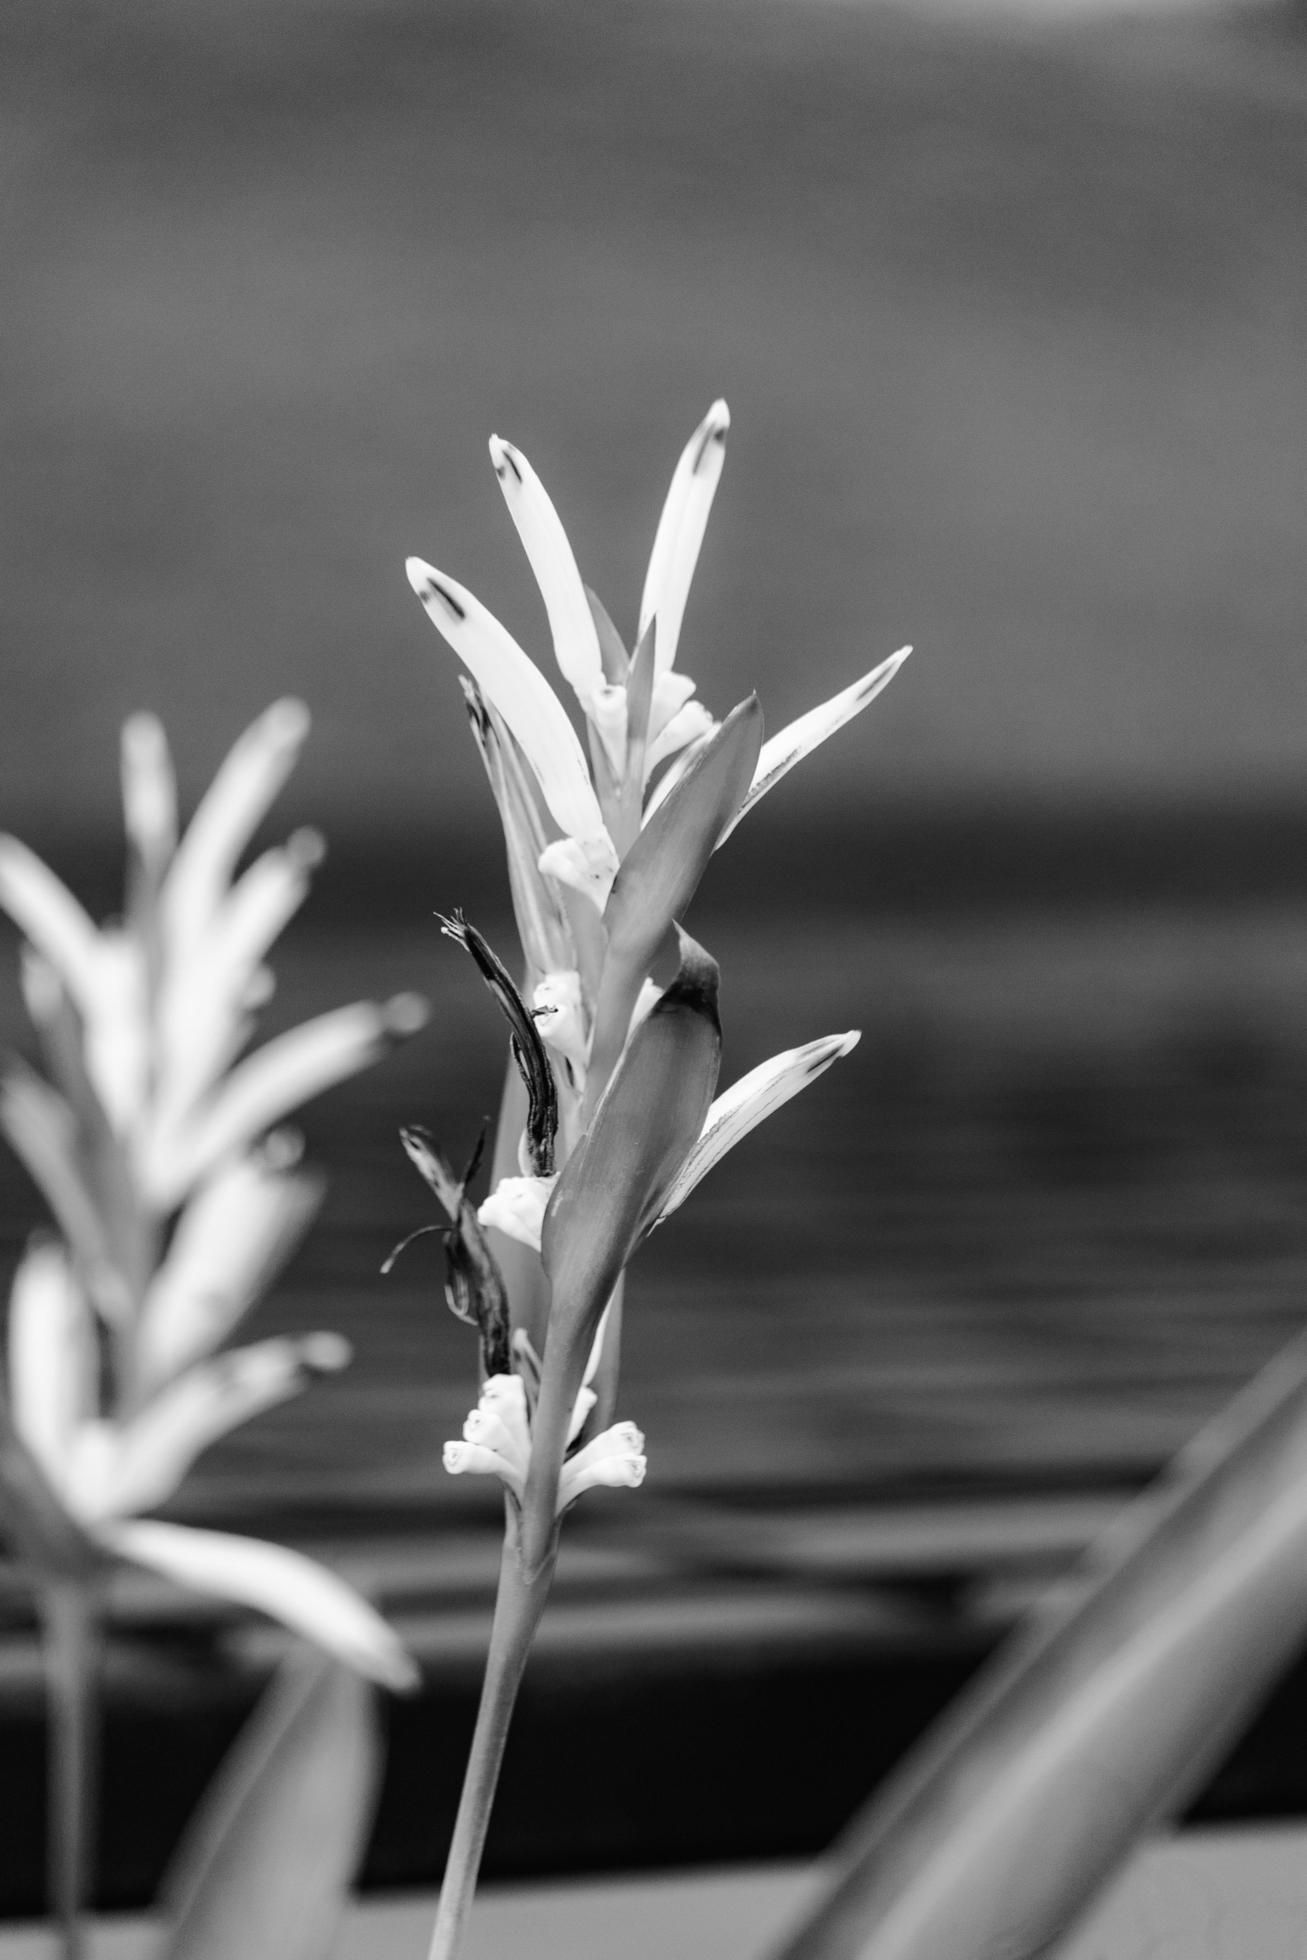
[522, 931, 721, 1572]
[585, 585, 630, 683]
[774, 1329, 1307, 1960]
[585, 698, 761, 1114]
[657, 1030, 860, 1222]
[720, 648, 912, 845]
[159, 1648, 380, 1960]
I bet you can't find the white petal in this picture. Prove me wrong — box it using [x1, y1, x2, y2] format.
[647, 670, 698, 742]
[719, 648, 912, 844]
[638, 399, 730, 675]
[643, 699, 718, 780]
[121, 713, 178, 877]
[103, 1519, 418, 1691]
[136, 1149, 323, 1392]
[78, 1333, 350, 1522]
[442, 1438, 521, 1494]
[7, 1240, 97, 1502]
[144, 995, 426, 1209]
[488, 436, 605, 700]
[536, 833, 619, 912]
[407, 559, 612, 851]
[658, 1031, 861, 1221]
[557, 1421, 647, 1510]
[0, 836, 101, 1016]
[533, 969, 589, 1072]
[161, 699, 311, 957]
[477, 1173, 557, 1252]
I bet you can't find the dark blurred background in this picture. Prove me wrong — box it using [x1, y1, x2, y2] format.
[4, 0, 1307, 1905]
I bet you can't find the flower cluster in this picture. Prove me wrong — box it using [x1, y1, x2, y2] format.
[406, 403, 906, 1570]
[0, 703, 424, 1689]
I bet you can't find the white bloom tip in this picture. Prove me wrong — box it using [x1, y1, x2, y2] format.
[834, 1030, 861, 1059]
[286, 826, 326, 872]
[301, 1331, 352, 1374]
[488, 433, 519, 478]
[406, 556, 453, 607]
[383, 991, 429, 1037]
[122, 711, 167, 758]
[265, 698, 311, 747]
[259, 1126, 305, 1171]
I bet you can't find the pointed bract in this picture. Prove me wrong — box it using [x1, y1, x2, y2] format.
[638, 400, 730, 676]
[406, 558, 616, 880]
[585, 698, 761, 1112]
[722, 647, 912, 844]
[658, 1031, 861, 1221]
[489, 435, 605, 702]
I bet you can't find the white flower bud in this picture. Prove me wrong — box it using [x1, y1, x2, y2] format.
[477, 1173, 558, 1252]
[533, 970, 589, 1072]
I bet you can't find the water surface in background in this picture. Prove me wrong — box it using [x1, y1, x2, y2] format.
[4, 888, 1300, 1539]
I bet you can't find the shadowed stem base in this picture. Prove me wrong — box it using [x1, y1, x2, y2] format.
[426, 1510, 558, 1960]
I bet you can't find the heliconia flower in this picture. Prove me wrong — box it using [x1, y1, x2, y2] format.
[409, 403, 909, 965]
[3, 1241, 415, 1691]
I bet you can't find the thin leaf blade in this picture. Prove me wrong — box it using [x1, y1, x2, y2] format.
[159, 1647, 380, 1960]
[585, 697, 761, 1111]
[773, 1331, 1307, 1960]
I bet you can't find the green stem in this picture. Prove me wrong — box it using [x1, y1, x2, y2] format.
[40, 1579, 101, 1960]
[426, 1515, 558, 1960]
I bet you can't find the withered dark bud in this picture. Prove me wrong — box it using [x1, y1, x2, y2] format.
[393, 1125, 511, 1379]
[438, 911, 558, 1176]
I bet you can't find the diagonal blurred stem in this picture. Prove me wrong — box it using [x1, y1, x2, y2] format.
[39, 1578, 102, 1960]
[425, 1511, 558, 1960]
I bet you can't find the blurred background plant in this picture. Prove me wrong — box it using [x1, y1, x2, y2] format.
[0, 704, 423, 1957]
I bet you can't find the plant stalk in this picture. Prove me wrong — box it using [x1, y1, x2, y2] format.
[40, 1579, 101, 1960]
[426, 1513, 557, 1960]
